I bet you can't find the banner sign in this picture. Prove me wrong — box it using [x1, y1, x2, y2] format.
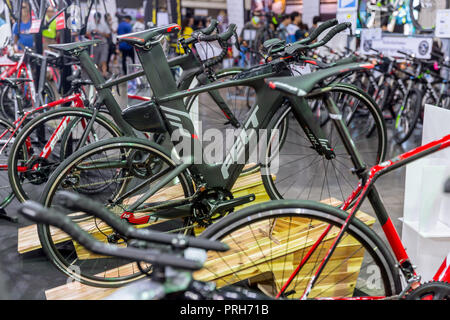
[56, 12, 66, 30]
[29, 19, 41, 34]
[360, 34, 433, 59]
[0, 1, 11, 48]
[336, 9, 357, 34]
[435, 9, 450, 38]
[338, 0, 357, 11]
[361, 28, 382, 41]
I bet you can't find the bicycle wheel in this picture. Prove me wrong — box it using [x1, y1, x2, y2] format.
[262, 83, 387, 206]
[186, 69, 261, 173]
[358, 0, 397, 29]
[394, 88, 422, 144]
[37, 137, 195, 287]
[198, 200, 402, 299]
[410, 0, 450, 33]
[0, 117, 21, 208]
[0, 80, 55, 121]
[8, 108, 122, 203]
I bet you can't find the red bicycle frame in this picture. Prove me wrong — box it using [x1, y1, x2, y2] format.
[277, 134, 450, 299]
[0, 93, 85, 173]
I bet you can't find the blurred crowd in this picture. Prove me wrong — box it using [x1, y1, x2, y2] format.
[9, 0, 321, 77]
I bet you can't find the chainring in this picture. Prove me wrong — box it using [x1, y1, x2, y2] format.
[127, 150, 163, 179]
[192, 188, 234, 227]
[23, 157, 52, 185]
[405, 281, 450, 300]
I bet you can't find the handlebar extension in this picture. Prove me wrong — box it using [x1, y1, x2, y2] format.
[18, 201, 204, 271]
[53, 191, 229, 252]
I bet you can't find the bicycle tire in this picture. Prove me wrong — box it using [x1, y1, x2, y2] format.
[261, 83, 387, 205]
[8, 107, 122, 203]
[199, 199, 402, 299]
[37, 137, 195, 287]
[0, 117, 21, 208]
[0, 80, 56, 122]
[394, 88, 422, 144]
[410, 0, 450, 33]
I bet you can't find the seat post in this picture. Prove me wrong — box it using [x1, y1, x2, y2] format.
[134, 43, 178, 97]
[76, 49, 137, 137]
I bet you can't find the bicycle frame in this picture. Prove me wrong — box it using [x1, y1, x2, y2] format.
[118, 39, 358, 220]
[277, 133, 450, 299]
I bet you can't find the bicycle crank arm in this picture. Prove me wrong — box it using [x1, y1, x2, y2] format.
[210, 193, 256, 215]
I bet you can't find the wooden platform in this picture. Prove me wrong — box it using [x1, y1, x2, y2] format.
[43, 196, 375, 300]
[18, 169, 270, 255]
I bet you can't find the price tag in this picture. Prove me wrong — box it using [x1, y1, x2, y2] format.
[194, 40, 223, 61]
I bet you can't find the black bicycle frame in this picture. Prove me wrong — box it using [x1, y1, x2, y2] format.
[127, 39, 338, 212]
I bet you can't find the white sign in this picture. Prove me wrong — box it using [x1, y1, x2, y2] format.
[157, 12, 169, 27]
[336, 9, 357, 34]
[194, 40, 223, 61]
[360, 35, 433, 59]
[435, 9, 450, 38]
[338, 0, 357, 11]
[227, 0, 245, 56]
[360, 28, 382, 41]
[243, 29, 256, 41]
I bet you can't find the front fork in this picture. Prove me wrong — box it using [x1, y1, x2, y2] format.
[288, 95, 336, 159]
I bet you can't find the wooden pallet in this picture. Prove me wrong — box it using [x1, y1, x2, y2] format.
[44, 198, 375, 300]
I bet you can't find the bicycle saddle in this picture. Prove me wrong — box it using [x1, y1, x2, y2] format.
[266, 62, 374, 97]
[48, 39, 103, 52]
[118, 24, 181, 47]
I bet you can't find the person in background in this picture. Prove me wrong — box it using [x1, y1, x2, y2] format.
[117, 15, 134, 75]
[104, 13, 117, 75]
[13, 1, 33, 51]
[177, 16, 194, 54]
[217, 10, 228, 33]
[194, 17, 206, 30]
[42, 5, 57, 50]
[287, 11, 307, 43]
[308, 16, 321, 35]
[133, 12, 145, 32]
[87, 12, 111, 77]
[277, 14, 290, 42]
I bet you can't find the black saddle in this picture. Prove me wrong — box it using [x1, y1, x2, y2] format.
[49, 40, 103, 53]
[118, 24, 181, 47]
[266, 62, 374, 97]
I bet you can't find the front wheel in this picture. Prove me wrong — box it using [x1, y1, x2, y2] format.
[261, 83, 387, 205]
[198, 200, 402, 299]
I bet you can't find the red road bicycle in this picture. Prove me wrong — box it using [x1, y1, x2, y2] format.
[197, 77, 450, 300]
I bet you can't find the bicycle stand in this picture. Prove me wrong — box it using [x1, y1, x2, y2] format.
[0, 207, 18, 223]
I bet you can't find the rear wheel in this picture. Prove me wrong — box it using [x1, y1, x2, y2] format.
[8, 108, 121, 203]
[37, 137, 195, 287]
[199, 200, 402, 299]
